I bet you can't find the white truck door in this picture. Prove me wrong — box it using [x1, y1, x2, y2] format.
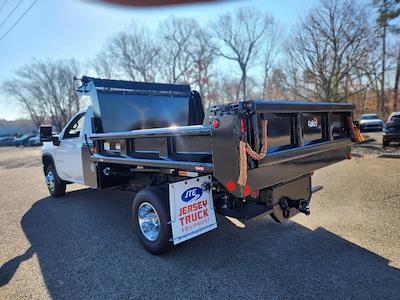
[56, 113, 86, 183]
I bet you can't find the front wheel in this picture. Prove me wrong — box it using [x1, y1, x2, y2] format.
[45, 164, 66, 197]
[132, 187, 172, 255]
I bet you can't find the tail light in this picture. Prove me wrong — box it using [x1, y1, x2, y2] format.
[226, 180, 236, 192]
[212, 119, 220, 128]
[244, 184, 251, 196]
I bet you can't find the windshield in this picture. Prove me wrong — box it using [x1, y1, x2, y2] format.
[361, 115, 380, 120]
[19, 134, 32, 139]
[389, 115, 400, 123]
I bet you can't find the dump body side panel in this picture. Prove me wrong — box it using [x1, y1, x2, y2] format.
[246, 140, 351, 193]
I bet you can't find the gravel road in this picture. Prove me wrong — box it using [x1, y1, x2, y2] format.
[0, 147, 399, 299]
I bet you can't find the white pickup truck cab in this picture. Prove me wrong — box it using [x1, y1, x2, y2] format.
[42, 106, 94, 196]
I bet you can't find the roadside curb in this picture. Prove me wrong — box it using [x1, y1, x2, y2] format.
[378, 153, 400, 159]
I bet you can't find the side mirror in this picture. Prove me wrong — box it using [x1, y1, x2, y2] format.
[40, 125, 53, 142]
[52, 135, 61, 146]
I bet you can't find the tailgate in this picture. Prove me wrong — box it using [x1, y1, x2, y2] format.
[210, 100, 354, 198]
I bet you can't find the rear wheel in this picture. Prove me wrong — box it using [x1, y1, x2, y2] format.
[132, 187, 172, 255]
[45, 164, 66, 197]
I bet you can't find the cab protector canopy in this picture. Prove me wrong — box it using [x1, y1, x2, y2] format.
[78, 76, 204, 133]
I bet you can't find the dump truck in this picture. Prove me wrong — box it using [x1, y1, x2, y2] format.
[40, 76, 359, 254]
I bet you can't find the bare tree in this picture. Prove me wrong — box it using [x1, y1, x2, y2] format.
[285, 50, 304, 100]
[262, 21, 281, 99]
[2, 59, 82, 130]
[265, 67, 288, 100]
[2, 80, 46, 129]
[361, 40, 398, 114]
[158, 16, 197, 83]
[372, 0, 400, 113]
[393, 45, 400, 111]
[220, 77, 242, 103]
[91, 48, 119, 79]
[364, 47, 385, 111]
[212, 7, 273, 100]
[349, 60, 370, 115]
[187, 26, 216, 106]
[109, 24, 161, 82]
[287, 0, 375, 102]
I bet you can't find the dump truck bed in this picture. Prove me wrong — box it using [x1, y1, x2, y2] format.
[89, 100, 354, 197]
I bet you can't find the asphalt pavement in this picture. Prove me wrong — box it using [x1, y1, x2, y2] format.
[0, 147, 399, 299]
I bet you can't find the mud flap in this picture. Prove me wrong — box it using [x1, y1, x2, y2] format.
[169, 175, 217, 245]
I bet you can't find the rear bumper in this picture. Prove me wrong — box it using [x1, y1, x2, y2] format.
[383, 133, 400, 141]
[360, 124, 383, 131]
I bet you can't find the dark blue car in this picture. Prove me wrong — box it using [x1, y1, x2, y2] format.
[383, 113, 400, 146]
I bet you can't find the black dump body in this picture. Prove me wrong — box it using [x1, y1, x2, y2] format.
[210, 101, 353, 197]
[80, 77, 354, 198]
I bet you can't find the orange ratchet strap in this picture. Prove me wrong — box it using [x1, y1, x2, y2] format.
[238, 119, 268, 187]
[347, 116, 364, 143]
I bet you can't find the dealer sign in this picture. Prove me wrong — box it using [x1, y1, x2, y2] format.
[169, 175, 217, 245]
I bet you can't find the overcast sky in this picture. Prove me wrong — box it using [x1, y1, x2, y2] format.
[0, 0, 324, 120]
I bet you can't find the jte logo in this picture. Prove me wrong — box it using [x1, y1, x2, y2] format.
[307, 118, 318, 128]
[181, 187, 203, 202]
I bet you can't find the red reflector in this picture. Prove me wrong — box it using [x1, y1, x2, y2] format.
[244, 184, 251, 196]
[347, 152, 352, 160]
[240, 118, 246, 133]
[212, 119, 220, 128]
[226, 180, 236, 191]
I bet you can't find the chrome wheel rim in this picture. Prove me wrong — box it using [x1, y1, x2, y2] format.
[138, 202, 160, 242]
[46, 171, 55, 193]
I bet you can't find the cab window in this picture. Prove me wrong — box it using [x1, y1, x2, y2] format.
[63, 113, 85, 139]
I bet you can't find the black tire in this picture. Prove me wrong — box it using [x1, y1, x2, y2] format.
[132, 187, 172, 255]
[45, 164, 66, 197]
[383, 140, 390, 147]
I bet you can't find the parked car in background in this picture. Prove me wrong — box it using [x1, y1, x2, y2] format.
[358, 114, 384, 132]
[28, 135, 42, 146]
[14, 134, 36, 147]
[387, 112, 400, 123]
[0, 136, 16, 146]
[383, 112, 400, 146]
